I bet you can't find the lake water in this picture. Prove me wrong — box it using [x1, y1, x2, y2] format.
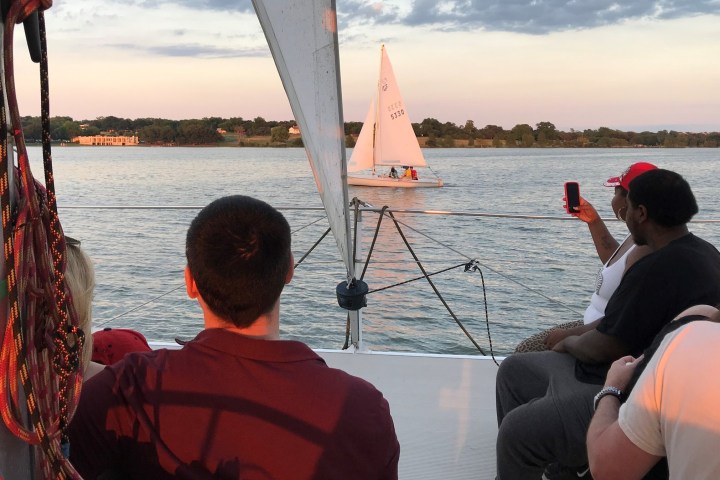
[26, 146, 720, 355]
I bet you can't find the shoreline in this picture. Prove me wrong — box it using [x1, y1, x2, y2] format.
[49, 142, 700, 149]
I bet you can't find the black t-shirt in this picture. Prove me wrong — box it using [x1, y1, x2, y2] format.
[576, 233, 720, 383]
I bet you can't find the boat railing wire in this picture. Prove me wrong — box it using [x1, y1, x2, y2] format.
[59, 205, 720, 357]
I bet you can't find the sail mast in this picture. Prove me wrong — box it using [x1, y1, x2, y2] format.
[371, 44, 385, 174]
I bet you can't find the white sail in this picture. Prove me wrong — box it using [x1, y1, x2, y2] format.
[374, 45, 427, 168]
[251, 0, 354, 278]
[347, 101, 375, 172]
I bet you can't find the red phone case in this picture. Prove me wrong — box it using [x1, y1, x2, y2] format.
[565, 182, 580, 214]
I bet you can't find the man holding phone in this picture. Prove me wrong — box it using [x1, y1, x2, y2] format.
[495, 169, 720, 480]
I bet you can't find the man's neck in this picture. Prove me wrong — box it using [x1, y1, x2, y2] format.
[223, 320, 280, 340]
[646, 225, 690, 251]
[204, 312, 280, 340]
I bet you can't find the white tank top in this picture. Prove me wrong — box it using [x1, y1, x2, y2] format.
[583, 236, 636, 324]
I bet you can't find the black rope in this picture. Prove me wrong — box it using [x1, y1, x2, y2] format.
[380, 212, 582, 316]
[342, 312, 351, 350]
[96, 285, 185, 327]
[291, 215, 327, 235]
[293, 227, 330, 268]
[368, 262, 467, 294]
[344, 205, 497, 357]
[385, 210, 487, 355]
[464, 260, 499, 365]
[359, 205, 387, 281]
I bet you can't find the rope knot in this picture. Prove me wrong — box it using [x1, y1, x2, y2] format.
[464, 259, 481, 272]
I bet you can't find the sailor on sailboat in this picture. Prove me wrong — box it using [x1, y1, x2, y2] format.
[347, 45, 443, 188]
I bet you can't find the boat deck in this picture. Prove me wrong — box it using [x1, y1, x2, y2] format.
[319, 350, 500, 480]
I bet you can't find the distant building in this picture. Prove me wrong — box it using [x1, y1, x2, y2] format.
[216, 128, 227, 134]
[72, 135, 139, 146]
[288, 125, 300, 135]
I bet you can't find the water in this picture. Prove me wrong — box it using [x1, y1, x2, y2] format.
[26, 146, 720, 355]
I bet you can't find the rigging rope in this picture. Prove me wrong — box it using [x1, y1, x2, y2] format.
[376, 207, 583, 317]
[94, 215, 336, 328]
[385, 210, 488, 355]
[0, 1, 82, 478]
[347, 203, 492, 356]
[95, 285, 185, 328]
[293, 227, 330, 268]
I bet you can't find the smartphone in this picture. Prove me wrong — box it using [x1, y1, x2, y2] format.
[565, 182, 580, 214]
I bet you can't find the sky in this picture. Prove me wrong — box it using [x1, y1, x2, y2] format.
[13, 0, 720, 132]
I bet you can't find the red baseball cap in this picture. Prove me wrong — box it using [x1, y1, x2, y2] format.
[603, 162, 657, 190]
[92, 328, 152, 365]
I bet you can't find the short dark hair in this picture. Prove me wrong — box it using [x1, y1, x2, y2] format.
[628, 169, 698, 227]
[186, 195, 291, 328]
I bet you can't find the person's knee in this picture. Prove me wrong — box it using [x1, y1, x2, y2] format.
[496, 405, 545, 458]
[497, 353, 528, 384]
[498, 402, 563, 464]
[496, 409, 520, 447]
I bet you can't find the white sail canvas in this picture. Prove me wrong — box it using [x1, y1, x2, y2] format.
[252, 0, 354, 276]
[347, 102, 376, 172]
[374, 46, 427, 168]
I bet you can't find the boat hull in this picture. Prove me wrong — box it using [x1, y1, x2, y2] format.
[348, 174, 443, 188]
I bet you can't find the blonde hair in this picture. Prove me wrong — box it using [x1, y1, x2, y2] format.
[65, 240, 95, 372]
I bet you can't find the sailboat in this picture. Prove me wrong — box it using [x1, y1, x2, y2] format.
[347, 46, 443, 188]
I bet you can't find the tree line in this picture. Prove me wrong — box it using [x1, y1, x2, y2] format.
[20, 115, 720, 148]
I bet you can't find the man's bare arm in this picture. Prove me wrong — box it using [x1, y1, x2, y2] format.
[545, 319, 601, 350]
[587, 356, 661, 480]
[554, 329, 628, 364]
[587, 396, 661, 479]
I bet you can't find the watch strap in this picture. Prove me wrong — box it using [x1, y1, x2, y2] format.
[593, 386, 624, 411]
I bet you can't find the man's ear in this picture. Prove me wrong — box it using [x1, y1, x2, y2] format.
[285, 254, 295, 284]
[185, 266, 199, 299]
[636, 204, 649, 224]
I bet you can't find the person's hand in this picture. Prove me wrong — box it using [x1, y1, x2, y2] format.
[552, 338, 568, 353]
[563, 196, 600, 224]
[545, 328, 571, 349]
[605, 354, 644, 391]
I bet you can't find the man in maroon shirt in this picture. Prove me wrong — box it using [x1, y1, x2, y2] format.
[68, 195, 400, 479]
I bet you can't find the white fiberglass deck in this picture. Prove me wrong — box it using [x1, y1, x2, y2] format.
[319, 350, 499, 480]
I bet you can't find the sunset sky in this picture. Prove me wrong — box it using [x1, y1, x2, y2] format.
[13, 0, 720, 132]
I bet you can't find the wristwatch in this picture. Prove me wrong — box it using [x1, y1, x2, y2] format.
[593, 386, 624, 411]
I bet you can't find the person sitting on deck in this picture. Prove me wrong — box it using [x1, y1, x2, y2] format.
[495, 169, 720, 480]
[587, 304, 720, 480]
[515, 162, 657, 353]
[67, 195, 400, 480]
[66, 239, 151, 381]
[402, 166, 411, 178]
[389, 166, 398, 178]
[410, 168, 418, 180]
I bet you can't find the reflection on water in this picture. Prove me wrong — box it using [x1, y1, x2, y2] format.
[26, 146, 720, 355]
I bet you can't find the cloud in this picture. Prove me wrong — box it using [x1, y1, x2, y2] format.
[135, 0, 255, 12]
[339, 0, 403, 22]
[341, 0, 720, 35]
[111, 42, 267, 58]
